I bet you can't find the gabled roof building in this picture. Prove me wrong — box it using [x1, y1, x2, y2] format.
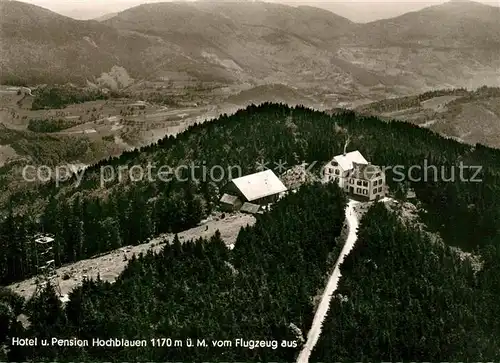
[226, 169, 287, 204]
[324, 150, 386, 201]
[219, 169, 288, 210]
[331, 150, 368, 172]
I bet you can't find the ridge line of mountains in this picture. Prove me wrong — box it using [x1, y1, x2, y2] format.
[1, 0, 499, 98]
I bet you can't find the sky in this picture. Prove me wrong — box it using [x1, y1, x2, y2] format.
[15, 0, 500, 22]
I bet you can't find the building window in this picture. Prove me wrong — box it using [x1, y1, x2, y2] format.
[357, 180, 362, 186]
[373, 180, 378, 186]
[376, 172, 381, 177]
[363, 189, 367, 195]
[363, 181, 368, 187]
[335, 169, 340, 175]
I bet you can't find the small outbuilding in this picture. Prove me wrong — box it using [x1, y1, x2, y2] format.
[219, 193, 243, 212]
[240, 202, 262, 214]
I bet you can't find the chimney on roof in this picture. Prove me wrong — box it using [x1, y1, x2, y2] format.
[343, 135, 350, 156]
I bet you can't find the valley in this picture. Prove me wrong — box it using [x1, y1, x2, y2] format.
[2, 0, 499, 96]
[2, 102, 500, 361]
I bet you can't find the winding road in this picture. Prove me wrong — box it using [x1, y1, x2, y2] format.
[296, 199, 360, 363]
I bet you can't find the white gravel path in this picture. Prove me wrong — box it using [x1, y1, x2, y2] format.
[296, 199, 360, 363]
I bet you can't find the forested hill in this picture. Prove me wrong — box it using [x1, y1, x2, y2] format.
[2, 103, 500, 287]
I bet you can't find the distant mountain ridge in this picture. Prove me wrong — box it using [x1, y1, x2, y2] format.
[1, 0, 499, 98]
[18, 0, 500, 23]
[348, 0, 500, 48]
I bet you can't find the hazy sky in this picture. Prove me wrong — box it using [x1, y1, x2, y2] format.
[16, 0, 500, 22]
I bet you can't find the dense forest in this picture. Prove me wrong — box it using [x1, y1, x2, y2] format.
[357, 86, 500, 114]
[2, 182, 346, 362]
[31, 86, 110, 110]
[2, 103, 500, 286]
[27, 118, 80, 133]
[356, 88, 470, 113]
[312, 202, 500, 361]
